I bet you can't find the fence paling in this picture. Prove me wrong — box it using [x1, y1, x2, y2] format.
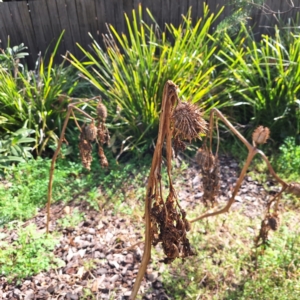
[0, 0, 299, 69]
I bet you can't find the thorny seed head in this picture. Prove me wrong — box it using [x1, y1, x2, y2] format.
[172, 101, 207, 142]
[252, 126, 270, 145]
[84, 122, 98, 141]
[97, 100, 107, 122]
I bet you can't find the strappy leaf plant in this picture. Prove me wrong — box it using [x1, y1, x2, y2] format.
[68, 5, 231, 155]
[0, 32, 87, 156]
[216, 24, 300, 142]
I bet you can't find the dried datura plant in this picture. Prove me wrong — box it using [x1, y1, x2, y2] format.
[46, 97, 109, 233]
[130, 81, 207, 299]
[131, 81, 300, 299]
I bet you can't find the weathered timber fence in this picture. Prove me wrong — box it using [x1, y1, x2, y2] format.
[0, 0, 300, 68]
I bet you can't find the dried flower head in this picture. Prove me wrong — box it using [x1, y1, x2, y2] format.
[97, 101, 107, 122]
[268, 213, 280, 231]
[98, 146, 109, 168]
[252, 126, 270, 145]
[79, 131, 93, 170]
[97, 122, 110, 145]
[172, 101, 207, 142]
[84, 122, 97, 141]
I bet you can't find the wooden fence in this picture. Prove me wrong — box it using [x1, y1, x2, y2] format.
[0, 0, 300, 68]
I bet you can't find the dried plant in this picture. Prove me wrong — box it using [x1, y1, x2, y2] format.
[79, 129, 93, 171]
[130, 81, 300, 299]
[196, 144, 220, 207]
[130, 81, 206, 299]
[46, 97, 109, 233]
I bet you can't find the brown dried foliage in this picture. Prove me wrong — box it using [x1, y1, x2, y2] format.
[196, 146, 220, 207]
[95, 101, 110, 168]
[255, 212, 280, 247]
[131, 81, 206, 299]
[131, 83, 300, 299]
[79, 128, 93, 171]
[151, 190, 194, 264]
[84, 121, 98, 141]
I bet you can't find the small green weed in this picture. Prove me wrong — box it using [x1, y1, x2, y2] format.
[56, 209, 84, 229]
[0, 224, 63, 282]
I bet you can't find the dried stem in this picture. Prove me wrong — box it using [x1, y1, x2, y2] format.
[46, 101, 94, 234]
[130, 81, 178, 299]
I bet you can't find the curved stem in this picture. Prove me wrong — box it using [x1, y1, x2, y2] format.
[46, 102, 95, 234]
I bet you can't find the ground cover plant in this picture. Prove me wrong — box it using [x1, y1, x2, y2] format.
[0, 224, 62, 283]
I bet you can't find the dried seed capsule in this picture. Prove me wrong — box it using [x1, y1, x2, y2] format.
[97, 101, 107, 122]
[252, 126, 270, 145]
[268, 216, 279, 231]
[79, 138, 93, 170]
[98, 146, 108, 168]
[84, 122, 97, 141]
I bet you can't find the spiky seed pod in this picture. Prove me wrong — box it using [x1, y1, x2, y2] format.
[252, 126, 270, 145]
[172, 101, 207, 141]
[79, 135, 93, 170]
[84, 122, 98, 141]
[287, 183, 300, 197]
[98, 146, 109, 168]
[97, 101, 107, 122]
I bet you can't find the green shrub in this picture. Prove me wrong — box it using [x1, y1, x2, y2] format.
[0, 157, 85, 224]
[0, 127, 35, 168]
[68, 5, 231, 154]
